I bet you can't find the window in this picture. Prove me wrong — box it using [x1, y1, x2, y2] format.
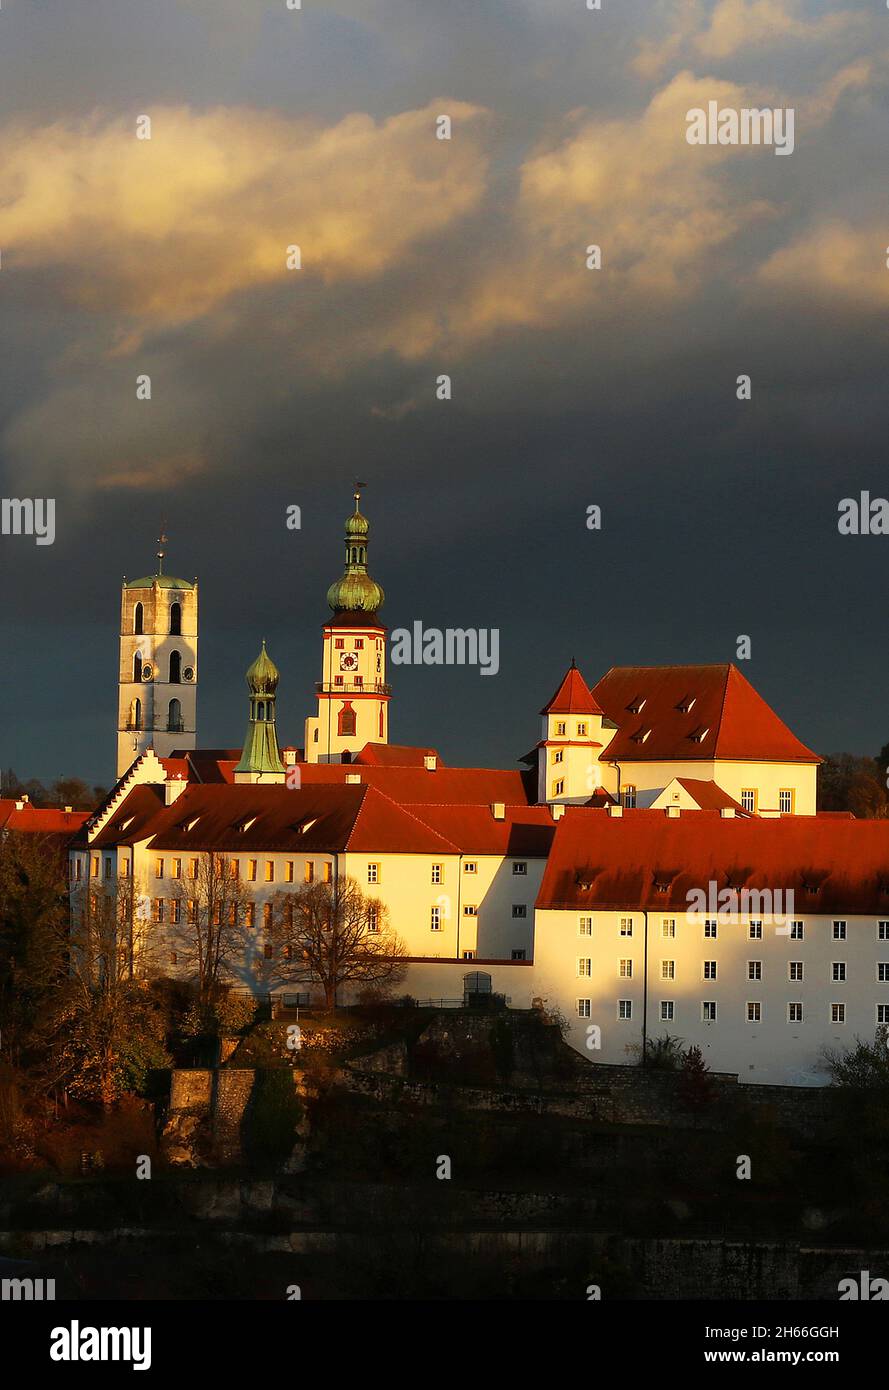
[620, 918, 633, 937]
[152, 899, 165, 923]
[704, 919, 718, 938]
[512, 905, 527, 918]
[789, 962, 804, 981]
[790, 921, 804, 940]
[464, 862, 477, 875]
[338, 705, 356, 737]
[511, 949, 527, 960]
[227, 902, 237, 927]
[577, 999, 592, 1018]
[367, 863, 379, 884]
[155, 858, 164, 878]
[354, 638, 364, 650]
[660, 1001, 674, 1022]
[556, 721, 566, 736]
[133, 652, 143, 683]
[878, 1005, 889, 1025]
[831, 1003, 846, 1024]
[265, 862, 274, 883]
[619, 959, 633, 978]
[169, 601, 181, 636]
[334, 637, 344, 649]
[622, 786, 636, 809]
[323, 862, 332, 883]
[553, 779, 564, 796]
[661, 960, 675, 980]
[832, 962, 846, 982]
[748, 961, 762, 981]
[104, 857, 112, 880]
[749, 921, 762, 940]
[186, 899, 197, 924]
[779, 789, 793, 814]
[618, 1000, 633, 1020]
[747, 1002, 762, 1023]
[430, 907, 441, 932]
[579, 916, 593, 936]
[833, 920, 847, 940]
[169, 650, 181, 684]
[577, 958, 592, 977]
[212, 904, 221, 926]
[662, 919, 676, 938]
[576, 722, 587, 737]
[91, 855, 99, 878]
[431, 863, 442, 884]
[171, 858, 181, 879]
[879, 964, 889, 982]
[552, 749, 564, 765]
[703, 960, 717, 980]
[133, 602, 143, 635]
[741, 789, 756, 813]
[170, 899, 181, 926]
[788, 1003, 803, 1023]
[188, 858, 198, 879]
[462, 951, 475, 960]
[304, 861, 313, 884]
[262, 904, 272, 929]
[879, 922, 889, 941]
[703, 1001, 717, 1022]
[513, 862, 527, 876]
[285, 862, 294, 883]
[243, 903, 255, 928]
[228, 861, 239, 881]
[463, 904, 478, 917]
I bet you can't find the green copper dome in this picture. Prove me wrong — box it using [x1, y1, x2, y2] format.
[245, 641, 280, 695]
[125, 574, 195, 590]
[326, 490, 385, 615]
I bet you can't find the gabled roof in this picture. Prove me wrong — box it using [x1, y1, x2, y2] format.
[297, 762, 536, 806]
[354, 743, 443, 767]
[170, 750, 240, 784]
[86, 786, 168, 847]
[540, 664, 603, 717]
[673, 778, 750, 813]
[592, 664, 819, 764]
[406, 804, 556, 856]
[0, 800, 90, 837]
[537, 807, 889, 914]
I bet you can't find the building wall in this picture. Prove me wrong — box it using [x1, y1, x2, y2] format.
[613, 758, 817, 815]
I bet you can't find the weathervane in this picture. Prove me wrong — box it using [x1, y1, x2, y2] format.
[156, 520, 168, 575]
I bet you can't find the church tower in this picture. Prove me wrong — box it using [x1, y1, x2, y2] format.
[234, 642, 286, 784]
[116, 532, 198, 779]
[304, 488, 390, 763]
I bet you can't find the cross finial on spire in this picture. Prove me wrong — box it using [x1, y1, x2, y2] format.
[353, 479, 366, 511]
[156, 519, 168, 576]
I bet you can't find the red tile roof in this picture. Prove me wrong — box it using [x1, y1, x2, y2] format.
[297, 762, 535, 805]
[170, 750, 241, 784]
[406, 804, 556, 856]
[592, 664, 819, 763]
[355, 743, 443, 767]
[86, 786, 168, 847]
[537, 807, 889, 914]
[674, 778, 749, 813]
[540, 664, 604, 717]
[0, 799, 91, 837]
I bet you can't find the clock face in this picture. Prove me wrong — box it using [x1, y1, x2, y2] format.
[339, 651, 359, 673]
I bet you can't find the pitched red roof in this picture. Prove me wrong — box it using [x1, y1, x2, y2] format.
[406, 804, 556, 856]
[0, 799, 90, 837]
[540, 664, 603, 717]
[355, 743, 443, 767]
[592, 664, 819, 763]
[297, 762, 535, 806]
[170, 749, 241, 784]
[674, 778, 749, 813]
[537, 807, 889, 914]
[86, 786, 168, 847]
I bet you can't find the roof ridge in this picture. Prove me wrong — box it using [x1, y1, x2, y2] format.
[361, 785, 461, 852]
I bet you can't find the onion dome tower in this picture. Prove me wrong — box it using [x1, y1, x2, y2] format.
[234, 641, 286, 783]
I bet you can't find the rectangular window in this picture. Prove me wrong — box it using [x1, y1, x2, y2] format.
[704, 919, 718, 938]
[152, 898, 165, 923]
[576, 722, 587, 737]
[579, 916, 593, 936]
[789, 962, 804, 981]
[577, 999, 591, 1019]
[790, 921, 804, 939]
[788, 1002, 803, 1023]
[660, 1001, 674, 1022]
[553, 779, 564, 796]
[286, 861, 294, 883]
[464, 862, 477, 875]
[831, 1003, 846, 1024]
[431, 863, 442, 884]
[578, 958, 592, 977]
[747, 1002, 761, 1023]
[552, 749, 564, 764]
[513, 862, 527, 876]
[877, 1005, 889, 1024]
[266, 861, 275, 883]
[354, 638, 364, 650]
[186, 899, 197, 924]
[104, 858, 112, 880]
[227, 859, 238, 880]
[556, 721, 566, 736]
[367, 908, 379, 934]
[703, 960, 717, 980]
[323, 862, 332, 883]
[367, 863, 379, 884]
[170, 899, 181, 925]
[511, 949, 526, 960]
[304, 861, 314, 884]
[741, 789, 756, 813]
[833, 920, 847, 940]
[622, 786, 636, 809]
[512, 905, 527, 918]
[243, 903, 255, 928]
[662, 919, 676, 938]
[878, 964, 889, 982]
[748, 961, 762, 981]
[619, 959, 633, 979]
[749, 921, 763, 940]
[91, 855, 99, 878]
[335, 638, 344, 649]
[832, 962, 846, 982]
[779, 789, 794, 814]
[463, 904, 478, 917]
[618, 1000, 632, 1020]
[661, 960, 675, 980]
[228, 903, 237, 927]
[620, 918, 633, 937]
[263, 903, 272, 928]
[155, 857, 164, 878]
[430, 906, 441, 932]
[248, 860, 257, 882]
[879, 922, 889, 941]
[188, 858, 198, 880]
[703, 1001, 717, 1022]
[462, 951, 475, 960]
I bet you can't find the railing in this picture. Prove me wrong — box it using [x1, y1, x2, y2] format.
[315, 681, 392, 695]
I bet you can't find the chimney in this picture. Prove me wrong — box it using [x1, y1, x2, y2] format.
[607, 803, 623, 817]
[552, 804, 566, 821]
[491, 802, 506, 820]
[720, 807, 735, 819]
[164, 776, 187, 806]
[424, 754, 437, 771]
[64, 805, 73, 814]
[665, 804, 681, 818]
[14, 799, 24, 811]
[281, 746, 298, 767]
[345, 773, 361, 784]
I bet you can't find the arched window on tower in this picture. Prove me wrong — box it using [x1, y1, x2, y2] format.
[133, 603, 143, 635]
[169, 650, 182, 683]
[129, 697, 142, 731]
[338, 703, 357, 737]
[168, 698, 182, 732]
[133, 651, 143, 683]
[169, 602, 181, 636]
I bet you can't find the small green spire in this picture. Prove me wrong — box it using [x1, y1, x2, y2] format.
[235, 642, 285, 776]
[326, 485, 385, 615]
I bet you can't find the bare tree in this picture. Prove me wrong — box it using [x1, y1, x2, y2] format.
[269, 875, 407, 1009]
[169, 852, 254, 1005]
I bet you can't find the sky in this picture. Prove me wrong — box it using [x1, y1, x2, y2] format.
[1, 0, 887, 786]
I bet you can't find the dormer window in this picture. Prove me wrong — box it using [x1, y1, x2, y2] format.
[626, 696, 646, 714]
[630, 728, 651, 743]
[688, 726, 710, 743]
[234, 815, 257, 833]
[676, 695, 696, 713]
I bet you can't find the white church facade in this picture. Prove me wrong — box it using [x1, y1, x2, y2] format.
[74, 491, 889, 1087]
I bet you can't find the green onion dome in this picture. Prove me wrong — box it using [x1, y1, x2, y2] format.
[326, 490, 385, 615]
[245, 640, 280, 695]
